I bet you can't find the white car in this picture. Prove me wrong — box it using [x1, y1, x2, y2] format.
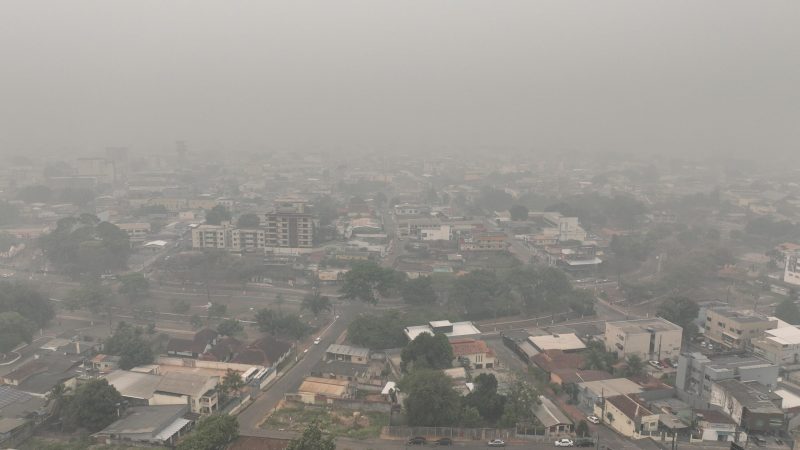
[587, 415, 600, 424]
[555, 438, 574, 447]
[487, 439, 505, 447]
[313, 337, 321, 345]
[648, 360, 662, 369]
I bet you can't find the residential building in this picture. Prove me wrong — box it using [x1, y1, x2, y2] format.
[595, 395, 659, 438]
[459, 232, 507, 252]
[604, 318, 683, 362]
[578, 377, 674, 412]
[398, 217, 441, 238]
[403, 320, 481, 341]
[528, 333, 586, 353]
[709, 379, 784, 433]
[191, 224, 231, 249]
[675, 352, 778, 403]
[166, 329, 218, 359]
[420, 225, 451, 241]
[291, 377, 353, 405]
[263, 210, 314, 249]
[92, 405, 193, 447]
[534, 396, 573, 435]
[693, 409, 738, 443]
[90, 354, 121, 373]
[753, 326, 800, 365]
[231, 228, 266, 252]
[394, 203, 430, 216]
[115, 222, 151, 243]
[103, 370, 220, 414]
[325, 344, 370, 364]
[785, 253, 800, 286]
[704, 308, 777, 350]
[449, 339, 496, 369]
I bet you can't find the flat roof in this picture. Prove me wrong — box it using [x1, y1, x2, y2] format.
[298, 377, 349, 397]
[325, 344, 369, 359]
[765, 326, 800, 345]
[606, 317, 682, 334]
[577, 378, 644, 397]
[404, 321, 480, 341]
[528, 333, 586, 352]
[94, 405, 187, 436]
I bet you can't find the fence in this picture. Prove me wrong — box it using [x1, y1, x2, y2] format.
[382, 426, 561, 442]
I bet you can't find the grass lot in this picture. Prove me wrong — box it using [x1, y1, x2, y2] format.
[264, 404, 388, 440]
[22, 437, 168, 450]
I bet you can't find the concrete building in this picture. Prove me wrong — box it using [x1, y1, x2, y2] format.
[449, 339, 496, 369]
[528, 333, 587, 353]
[693, 409, 738, 443]
[675, 352, 778, 403]
[604, 318, 683, 362]
[192, 224, 231, 249]
[709, 379, 784, 433]
[325, 344, 370, 365]
[420, 225, 451, 241]
[103, 370, 220, 415]
[704, 308, 777, 350]
[753, 326, 800, 365]
[459, 232, 507, 252]
[262, 210, 314, 249]
[403, 320, 481, 341]
[785, 253, 800, 287]
[92, 405, 192, 447]
[231, 228, 266, 252]
[115, 222, 151, 243]
[595, 394, 659, 438]
[534, 396, 573, 435]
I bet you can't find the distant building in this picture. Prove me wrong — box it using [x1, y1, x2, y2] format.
[459, 232, 507, 252]
[115, 222, 151, 243]
[534, 395, 573, 435]
[262, 209, 314, 249]
[420, 225, 451, 241]
[528, 333, 587, 353]
[394, 203, 430, 216]
[785, 253, 800, 286]
[709, 379, 784, 433]
[403, 320, 481, 341]
[595, 394, 659, 438]
[231, 228, 266, 252]
[191, 224, 231, 249]
[704, 307, 777, 350]
[449, 339, 496, 369]
[675, 352, 778, 403]
[604, 318, 683, 362]
[753, 326, 800, 365]
[103, 370, 220, 415]
[325, 344, 370, 365]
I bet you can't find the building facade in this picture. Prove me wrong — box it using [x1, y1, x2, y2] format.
[263, 211, 314, 249]
[604, 318, 683, 362]
[675, 352, 778, 403]
[704, 308, 777, 350]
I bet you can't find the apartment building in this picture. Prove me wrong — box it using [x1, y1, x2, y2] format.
[752, 326, 800, 365]
[704, 307, 777, 350]
[675, 352, 778, 402]
[231, 228, 266, 252]
[115, 222, 151, 243]
[785, 253, 800, 286]
[191, 224, 231, 249]
[459, 232, 507, 252]
[262, 210, 314, 248]
[604, 317, 683, 362]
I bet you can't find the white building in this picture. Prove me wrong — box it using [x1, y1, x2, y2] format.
[785, 253, 800, 286]
[605, 317, 683, 362]
[420, 225, 451, 241]
[753, 326, 800, 365]
[191, 224, 231, 249]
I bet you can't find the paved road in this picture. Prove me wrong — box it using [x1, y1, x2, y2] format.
[237, 300, 360, 434]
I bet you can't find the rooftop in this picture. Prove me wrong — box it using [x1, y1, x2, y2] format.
[0, 385, 46, 419]
[528, 333, 586, 352]
[404, 321, 480, 341]
[605, 395, 654, 419]
[534, 396, 573, 428]
[715, 379, 783, 414]
[577, 378, 644, 397]
[763, 326, 800, 345]
[684, 352, 775, 371]
[325, 344, 370, 359]
[606, 317, 682, 334]
[93, 405, 188, 437]
[298, 377, 350, 397]
[449, 339, 494, 358]
[709, 307, 774, 324]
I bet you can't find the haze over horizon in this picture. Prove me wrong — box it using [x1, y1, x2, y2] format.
[1, 1, 798, 158]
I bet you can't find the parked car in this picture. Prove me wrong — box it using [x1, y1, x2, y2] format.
[555, 438, 574, 447]
[434, 438, 453, 446]
[407, 437, 427, 445]
[488, 439, 506, 447]
[648, 360, 662, 369]
[587, 415, 600, 424]
[576, 439, 595, 447]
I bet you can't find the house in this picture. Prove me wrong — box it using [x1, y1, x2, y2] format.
[596, 395, 659, 438]
[534, 396, 573, 435]
[2, 352, 82, 395]
[229, 336, 293, 368]
[704, 307, 777, 351]
[550, 369, 614, 386]
[531, 350, 584, 377]
[449, 339, 496, 369]
[604, 317, 683, 362]
[91, 354, 121, 373]
[166, 329, 218, 359]
[528, 333, 586, 353]
[103, 370, 220, 415]
[752, 326, 800, 365]
[325, 344, 370, 364]
[291, 377, 353, 405]
[577, 377, 674, 412]
[0, 386, 46, 447]
[458, 232, 507, 252]
[92, 405, 193, 447]
[709, 379, 784, 433]
[694, 409, 738, 443]
[675, 352, 778, 404]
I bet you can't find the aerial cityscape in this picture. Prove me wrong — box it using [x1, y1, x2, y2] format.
[0, 2, 799, 450]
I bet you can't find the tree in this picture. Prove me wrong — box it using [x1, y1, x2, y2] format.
[220, 369, 245, 398]
[236, 213, 260, 228]
[460, 406, 483, 427]
[0, 312, 36, 354]
[190, 314, 204, 329]
[45, 383, 71, 421]
[776, 297, 800, 325]
[205, 205, 232, 225]
[624, 355, 645, 377]
[16, 184, 53, 203]
[0, 281, 55, 328]
[217, 319, 244, 337]
[287, 421, 335, 450]
[171, 299, 191, 314]
[401, 276, 438, 305]
[450, 270, 511, 318]
[65, 279, 114, 312]
[401, 333, 454, 372]
[400, 369, 461, 426]
[208, 302, 227, 319]
[500, 375, 540, 427]
[509, 205, 529, 221]
[118, 273, 150, 301]
[301, 293, 332, 317]
[463, 373, 506, 424]
[657, 296, 700, 340]
[103, 322, 154, 370]
[60, 379, 124, 432]
[40, 217, 131, 277]
[340, 261, 399, 304]
[177, 414, 239, 450]
[346, 312, 407, 349]
[255, 309, 311, 339]
[576, 420, 589, 437]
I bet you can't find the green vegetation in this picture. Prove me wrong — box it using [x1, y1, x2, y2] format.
[0, 312, 36, 354]
[581, 340, 618, 373]
[346, 311, 409, 349]
[117, 273, 150, 301]
[255, 308, 311, 339]
[0, 280, 55, 328]
[400, 333, 453, 372]
[217, 318, 244, 337]
[60, 379, 124, 432]
[103, 322, 155, 370]
[287, 421, 336, 450]
[65, 278, 114, 312]
[301, 292, 332, 317]
[775, 297, 800, 325]
[657, 296, 700, 340]
[266, 406, 386, 440]
[623, 355, 645, 377]
[401, 276, 438, 305]
[400, 369, 461, 426]
[204, 205, 232, 225]
[463, 373, 506, 424]
[509, 204, 529, 221]
[340, 261, 401, 304]
[176, 414, 239, 450]
[40, 215, 131, 277]
[236, 213, 261, 228]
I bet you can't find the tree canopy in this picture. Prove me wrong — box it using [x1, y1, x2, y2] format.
[118, 273, 150, 301]
[217, 319, 244, 337]
[775, 297, 800, 325]
[177, 414, 239, 450]
[60, 379, 124, 432]
[509, 204, 529, 221]
[0, 280, 54, 328]
[103, 322, 154, 370]
[400, 369, 461, 427]
[0, 312, 36, 354]
[346, 312, 408, 349]
[205, 205, 232, 225]
[657, 296, 700, 340]
[236, 213, 261, 228]
[463, 373, 506, 424]
[287, 421, 336, 450]
[340, 261, 400, 304]
[40, 216, 132, 276]
[400, 333, 454, 372]
[401, 276, 438, 305]
[301, 292, 332, 317]
[255, 308, 311, 339]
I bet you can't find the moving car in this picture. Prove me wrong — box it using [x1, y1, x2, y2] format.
[555, 438, 574, 447]
[434, 438, 453, 446]
[488, 439, 506, 447]
[407, 437, 427, 445]
[313, 337, 321, 345]
[587, 415, 600, 424]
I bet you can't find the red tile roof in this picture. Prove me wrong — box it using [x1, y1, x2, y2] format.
[449, 339, 494, 358]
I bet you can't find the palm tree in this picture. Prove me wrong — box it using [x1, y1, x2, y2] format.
[625, 355, 645, 377]
[45, 383, 71, 427]
[301, 293, 332, 318]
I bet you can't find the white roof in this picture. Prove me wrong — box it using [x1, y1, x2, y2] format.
[154, 417, 192, 441]
[144, 240, 168, 247]
[381, 381, 397, 395]
[404, 321, 481, 341]
[528, 333, 586, 352]
[577, 378, 644, 397]
[765, 326, 800, 345]
[430, 320, 453, 328]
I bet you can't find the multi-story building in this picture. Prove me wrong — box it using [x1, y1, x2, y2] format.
[675, 352, 778, 402]
[709, 379, 784, 433]
[752, 326, 800, 365]
[604, 318, 683, 362]
[115, 222, 151, 244]
[785, 253, 800, 286]
[191, 224, 231, 249]
[704, 307, 777, 350]
[262, 210, 314, 249]
[459, 232, 507, 252]
[231, 228, 266, 252]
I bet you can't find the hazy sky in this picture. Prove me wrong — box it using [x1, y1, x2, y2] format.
[1, 1, 798, 157]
